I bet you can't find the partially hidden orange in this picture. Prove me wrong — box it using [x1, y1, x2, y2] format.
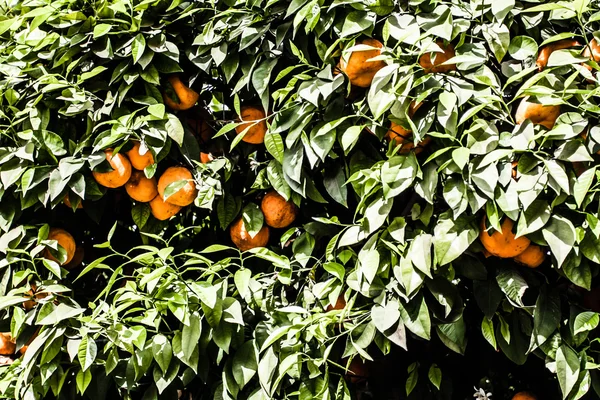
[339, 38, 386, 88]
[514, 244, 546, 268]
[44, 228, 76, 265]
[92, 149, 132, 188]
[157, 166, 198, 207]
[229, 217, 270, 251]
[480, 217, 530, 258]
[236, 106, 267, 144]
[162, 75, 199, 111]
[419, 40, 456, 73]
[126, 170, 159, 203]
[126, 141, 154, 170]
[260, 190, 298, 228]
[150, 195, 182, 220]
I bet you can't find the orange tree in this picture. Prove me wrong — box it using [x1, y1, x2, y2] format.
[0, 0, 600, 399]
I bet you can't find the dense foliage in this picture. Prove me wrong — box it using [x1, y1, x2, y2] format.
[1, 0, 600, 399]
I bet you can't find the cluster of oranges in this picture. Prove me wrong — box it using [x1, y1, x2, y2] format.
[91, 143, 197, 221]
[337, 38, 456, 154]
[229, 191, 299, 251]
[162, 76, 299, 251]
[480, 218, 546, 268]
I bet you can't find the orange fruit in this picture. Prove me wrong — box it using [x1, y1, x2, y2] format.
[419, 40, 456, 73]
[383, 101, 429, 154]
[150, 195, 182, 220]
[44, 228, 76, 265]
[537, 39, 580, 70]
[22, 284, 48, 311]
[514, 244, 546, 268]
[64, 246, 84, 271]
[157, 166, 198, 206]
[200, 152, 214, 164]
[512, 392, 537, 400]
[162, 75, 199, 111]
[339, 38, 386, 88]
[326, 296, 346, 312]
[126, 141, 154, 170]
[515, 97, 561, 129]
[260, 190, 299, 228]
[92, 149, 132, 188]
[125, 171, 159, 203]
[229, 217, 270, 251]
[236, 106, 268, 144]
[480, 217, 531, 258]
[583, 39, 600, 64]
[0, 333, 15, 356]
[63, 193, 83, 209]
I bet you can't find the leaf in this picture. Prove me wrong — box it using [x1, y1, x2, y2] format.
[508, 36, 538, 60]
[371, 301, 400, 333]
[473, 279, 503, 319]
[496, 268, 528, 307]
[93, 24, 112, 38]
[433, 213, 479, 266]
[398, 294, 431, 340]
[76, 368, 92, 394]
[529, 287, 560, 352]
[573, 312, 599, 335]
[436, 316, 467, 355]
[428, 364, 442, 390]
[406, 362, 418, 396]
[232, 341, 258, 389]
[234, 269, 252, 299]
[181, 313, 201, 362]
[542, 215, 576, 267]
[324, 164, 348, 207]
[242, 203, 264, 239]
[166, 114, 184, 146]
[556, 345, 581, 399]
[573, 167, 595, 207]
[481, 317, 497, 350]
[132, 34, 146, 64]
[264, 132, 284, 164]
[152, 334, 173, 374]
[258, 347, 278, 396]
[78, 335, 97, 371]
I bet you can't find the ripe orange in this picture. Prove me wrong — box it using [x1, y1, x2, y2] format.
[339, 38, 386, 88]
[583, 39, 600, 65]
[512, 392, 537, 400]
[236, 106, 267, 144]
[44, 228, 76, 265]
[260, 190, 298, 228]
[480, 217, 531, 258]
[162, 75, 199, 111]
[150, 195, 182, 220]
[92, 149, 132, 188]
[0, 333, 15, 356]
[383, 101, 429, 154]
[200, 152, 214, 164]
[536, 39, 580, 70]
[157, 166, 198, 206]
[515, 97, 561, 129]
[63, 193, 83, 209]
[514, 244, 546, 268]
[126, 141, 154, 170]
[419, 40, 456, 73]
[125, 171, 159, 203]
[229, 217, 270, 251]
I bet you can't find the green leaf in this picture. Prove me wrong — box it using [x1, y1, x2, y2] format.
[556, 345, 581, 399]
[232, 341, 258, 389]
[406, 362, 418, 396]
[264, 132, 284, 164]
[152, 334, 173, 374]
[496, 268, 528, 307]
[76, 368, 92, 394]
[428, 364, 442, 390]
[242, 203, 264, 239]
[573, 312, 599, 335]
[433, 213, 479, 266]
[481, 317, 497, 350]
[78, 335, 97, 371]
[166, 114, 184, 146]
[508, 36, 538, 60]
[93, 24, 112, 38]
[542, 215, 576, 267]
[529, 287, 560, 352]
[436, 316, 467, 355]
